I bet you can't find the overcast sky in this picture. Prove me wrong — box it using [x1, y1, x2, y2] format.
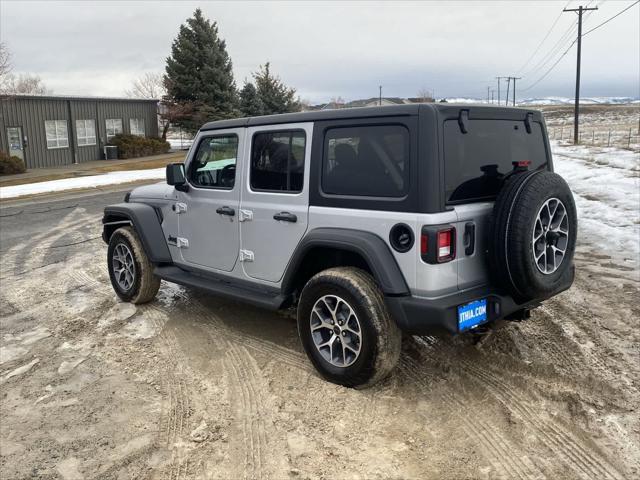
[1, 0, 638, 102]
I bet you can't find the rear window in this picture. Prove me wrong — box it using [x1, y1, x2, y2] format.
[444, 119, 548, 203]
[322, 125, 409, 197]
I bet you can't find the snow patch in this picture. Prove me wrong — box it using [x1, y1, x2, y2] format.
[551, 141, 640, 264]
[0, 168, 166, 199]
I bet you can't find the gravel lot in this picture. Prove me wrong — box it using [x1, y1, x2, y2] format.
[1, 186, 638, 479]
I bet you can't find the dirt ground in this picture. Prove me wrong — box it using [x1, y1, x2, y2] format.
[1, 190, 639, 480]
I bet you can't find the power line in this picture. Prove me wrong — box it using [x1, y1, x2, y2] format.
[516, 0, 572, 75]
[583, 0, 639, 36]
[521, 2, 600, 78]
[521, 39, 577, 92]
[520, 0, 633, 92]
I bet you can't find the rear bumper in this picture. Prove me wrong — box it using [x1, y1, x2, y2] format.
[385, 266, 574, 335]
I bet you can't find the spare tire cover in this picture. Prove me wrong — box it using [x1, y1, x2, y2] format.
[489, 170, 577, 302]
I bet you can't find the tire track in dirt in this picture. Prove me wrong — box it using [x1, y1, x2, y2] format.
[413, 335, 625, 480]
[224, 344, 270, 480]
[399, 358, 535, 480]
[145, 307, 193, 480]
[457, 357, 625, 480]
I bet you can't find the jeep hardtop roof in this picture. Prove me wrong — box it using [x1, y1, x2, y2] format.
[200, 103, 543, 131]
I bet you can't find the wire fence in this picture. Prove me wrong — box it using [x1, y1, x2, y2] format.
[550, 126, 640, 149]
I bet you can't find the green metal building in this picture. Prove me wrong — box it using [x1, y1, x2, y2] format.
[0, 94, 159, 169]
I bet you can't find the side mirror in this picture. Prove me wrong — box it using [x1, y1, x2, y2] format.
[166, 163, 189, 192]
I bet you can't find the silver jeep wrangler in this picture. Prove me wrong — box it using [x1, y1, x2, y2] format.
[103, 104, 577, 387]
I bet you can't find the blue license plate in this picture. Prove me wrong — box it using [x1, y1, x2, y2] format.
[458, 299, 488, 332]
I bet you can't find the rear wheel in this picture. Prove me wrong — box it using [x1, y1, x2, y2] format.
[297, 267, 401, 388]
[107, 226, 160, 304]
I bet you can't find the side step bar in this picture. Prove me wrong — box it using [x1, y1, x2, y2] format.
[154, 265, 287, 311]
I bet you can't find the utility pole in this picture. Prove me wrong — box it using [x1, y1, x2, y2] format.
[379, 85, 382, 106]
[511, 77, 521, 106]
[564, 4, 598, 144]
[505, 77, 511, 106]
[491, 90, 495, 104]
[487, 86, 490, 104]
[496, 77, 503, 104]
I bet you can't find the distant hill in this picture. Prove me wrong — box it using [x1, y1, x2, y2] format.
[442, 96, 639, 105]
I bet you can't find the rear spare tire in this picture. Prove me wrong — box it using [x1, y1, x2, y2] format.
[489, 170, 577, 302]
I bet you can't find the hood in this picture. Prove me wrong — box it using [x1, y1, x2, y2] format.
[129, 182, 172, 200]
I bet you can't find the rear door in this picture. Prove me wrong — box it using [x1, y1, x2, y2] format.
[443, 117, 550, 289]
[177, 128, 244, 272]
[239, 123, 312, 283]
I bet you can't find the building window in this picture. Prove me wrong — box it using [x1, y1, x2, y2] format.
[129, 118, 145, 137]
[106, 119, 123, 140]
[250, 130, 306, 193]
[45, 120, 69, 149]
[76, 119, 96, 146]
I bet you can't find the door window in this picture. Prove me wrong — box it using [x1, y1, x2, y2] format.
[250, 130, 306, 193]
[189, 134, 238, 189]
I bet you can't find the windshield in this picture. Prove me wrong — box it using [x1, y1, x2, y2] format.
[444, 119, 549, 203]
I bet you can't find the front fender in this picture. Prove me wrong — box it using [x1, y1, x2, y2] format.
[102, 203, 171, 263]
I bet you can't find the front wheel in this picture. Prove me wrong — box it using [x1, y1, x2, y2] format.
[107, 226, 160, 304]
[297, 267, 401, 388]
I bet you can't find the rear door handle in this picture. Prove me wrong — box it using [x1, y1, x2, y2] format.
[464, 222, 475, 255]
[273, 211, 297, 223]
[216, 206, 235, 216]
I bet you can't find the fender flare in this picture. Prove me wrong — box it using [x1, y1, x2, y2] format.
[102, 203, 172, 263]
[281, 227, 410, 296]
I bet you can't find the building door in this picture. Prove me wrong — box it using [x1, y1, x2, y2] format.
[7, 127, 25, 162]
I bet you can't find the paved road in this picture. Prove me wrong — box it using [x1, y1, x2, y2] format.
[0, 186, 128, 253]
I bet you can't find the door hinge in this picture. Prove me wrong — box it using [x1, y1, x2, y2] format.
[239, 249, 254, 262]
[239, 209, 253, 222]
[176, 237, 189, 248]
[172, 202, 187, 214]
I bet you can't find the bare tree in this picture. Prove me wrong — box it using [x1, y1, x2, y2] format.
[1, 73, 51, 95]
[0, 42, 13, 91]
[125, 72, 165, 99]
[417, 87, 433, 102]
[0, 42, 11, 78]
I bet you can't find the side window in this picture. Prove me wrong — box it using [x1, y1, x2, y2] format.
[251, 130, 306, 193]
[322, 125, 409, 197]
[106, 119, 123, 140]
[189, 134, 239, 189]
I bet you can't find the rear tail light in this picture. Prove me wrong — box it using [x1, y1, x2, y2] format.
[420, 226, 456, 264]
[437, 229, 454, 262]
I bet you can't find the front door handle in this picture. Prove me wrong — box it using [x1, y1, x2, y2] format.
[273, 211, 297, 223]
[216, 206, 235, 216]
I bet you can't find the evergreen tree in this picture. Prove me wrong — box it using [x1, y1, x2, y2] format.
[164, 9, 237, 132]
[253, 63, 300, 115]
[239, 82, 264, 117]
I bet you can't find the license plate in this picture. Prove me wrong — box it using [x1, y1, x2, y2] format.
[458, 299, 488, 332]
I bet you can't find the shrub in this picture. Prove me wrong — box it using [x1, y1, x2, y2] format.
[0, 151, 26, 175]
[107, 134, 170, 159]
